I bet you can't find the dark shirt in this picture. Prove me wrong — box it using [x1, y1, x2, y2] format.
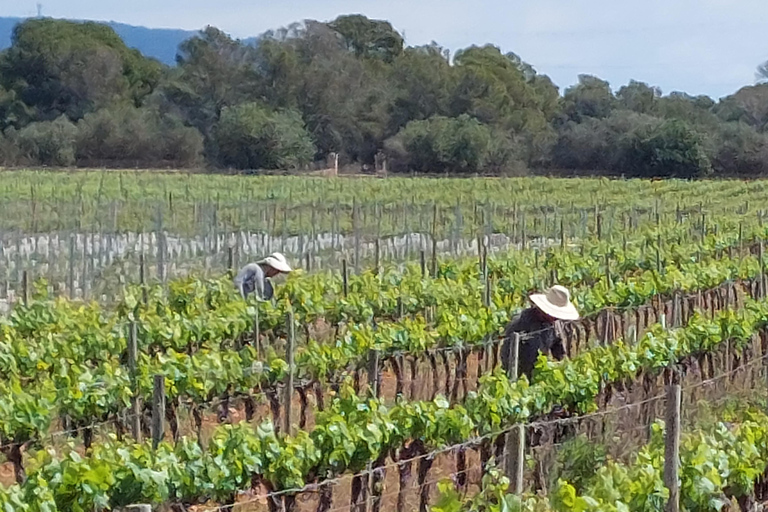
[501, 307, 565, 381]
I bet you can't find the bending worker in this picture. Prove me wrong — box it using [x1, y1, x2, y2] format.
[501, 285, 579, 381]
[234, 252, 292, 300]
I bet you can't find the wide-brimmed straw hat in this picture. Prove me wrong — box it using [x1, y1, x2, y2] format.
[257, 252, 293, 273]
[529, 285, 579, 321]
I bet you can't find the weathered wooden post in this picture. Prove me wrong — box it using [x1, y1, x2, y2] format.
[284, 308, 296, 436]
[21, 270, 29, 306]
[664, 370, 681, 512]
[152, 374, 165, 450]
[128, 321, 141, 442]
[504, 333, 524, 494]
[342, 259, 349, 297]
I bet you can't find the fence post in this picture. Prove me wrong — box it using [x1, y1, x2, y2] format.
[284, 308, 296, 436]
[374, 238, 381, 276]
[504, 333, 524, 493]
[151, 374, 165, 451]
[128, 321, 141, 442]
[420, 250, 426, 278]
[664, 370, 681, 512]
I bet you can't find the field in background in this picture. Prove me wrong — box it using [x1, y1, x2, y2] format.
[0, 169, 767, 305]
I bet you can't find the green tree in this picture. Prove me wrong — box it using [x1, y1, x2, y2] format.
[163, 27, 260, 136]
[213, 102, 315, 170]
[616, 80, 661, 114]
[0, 19, 162, 121]
[561, 75, 616, 122]
[715, 84, 768, 131]
[328, 15, 404, 62]
[388, 44, 454, 133]
[621, 119, 711, 178]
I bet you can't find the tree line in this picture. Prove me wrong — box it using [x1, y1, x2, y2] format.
[1, 16, 768, 178]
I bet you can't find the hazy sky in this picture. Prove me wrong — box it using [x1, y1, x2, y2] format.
[4, 0, 768, 99]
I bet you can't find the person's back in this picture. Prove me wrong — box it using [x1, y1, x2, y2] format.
[502, 306, 564, 380]
[234, 262, 274, 300]
[501, 286, 577, 381]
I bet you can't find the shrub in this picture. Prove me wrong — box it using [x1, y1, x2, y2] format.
[75, 106, 204, 168]
[385, 114, 518, 173]
[9, 116, 77, 166]
[213, 103, 315, 170]
[708, 122, 768, 176]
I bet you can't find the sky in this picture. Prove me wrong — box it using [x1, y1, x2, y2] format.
[3, 0, 768, 99]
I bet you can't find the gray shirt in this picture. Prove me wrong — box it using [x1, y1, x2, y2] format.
[234, 263, 274, 301]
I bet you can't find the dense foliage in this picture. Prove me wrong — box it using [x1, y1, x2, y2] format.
[433, 411, 768, 512]
[0, 17, 768, 174]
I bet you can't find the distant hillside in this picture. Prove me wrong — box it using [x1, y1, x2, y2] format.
[0, 17, 257, 66]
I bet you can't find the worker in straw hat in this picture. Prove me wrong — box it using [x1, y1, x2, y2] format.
[501, 285, 579, 381]
[234, 252, 293, 301]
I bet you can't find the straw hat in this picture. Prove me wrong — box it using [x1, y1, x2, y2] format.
[257, 252, 293, 273]
[529, 285, 579, 321]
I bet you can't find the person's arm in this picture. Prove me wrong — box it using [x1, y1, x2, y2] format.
[254, 271, 266, 301]
[550, 321, 567, 361]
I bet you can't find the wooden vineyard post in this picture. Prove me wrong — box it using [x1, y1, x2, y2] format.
[738, 222, 744, 258]
[431, 203, 438, 278]
[760, 241, 766, 299]
[253, 305, 262, 358]
[560, 217, 565, 250]
[227, 246, 234, 277]
[68, 234, 75, 299]
[21, 270, 29, 306]
[367, 349, 380, 397]
[596, 210, 602, 240]
[284, 308, 296, 436]
[656, 234, 662, 274]
[139, 253, 148, 305]
[374, 238, 380, 276]
[152, 374, 165, 451]
[128, 321, 142, 442]
[366, 348, 381, 512]
[664, 370, 681, 512]
[504, 333, 524, 493]
[765, 346, 768, 419]
[342, 259, 349, 297]
[354, 200, 361, 275]
[420, 250, 426, 278]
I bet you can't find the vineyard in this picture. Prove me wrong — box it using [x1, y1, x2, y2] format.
[2, 171, 768, 511]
